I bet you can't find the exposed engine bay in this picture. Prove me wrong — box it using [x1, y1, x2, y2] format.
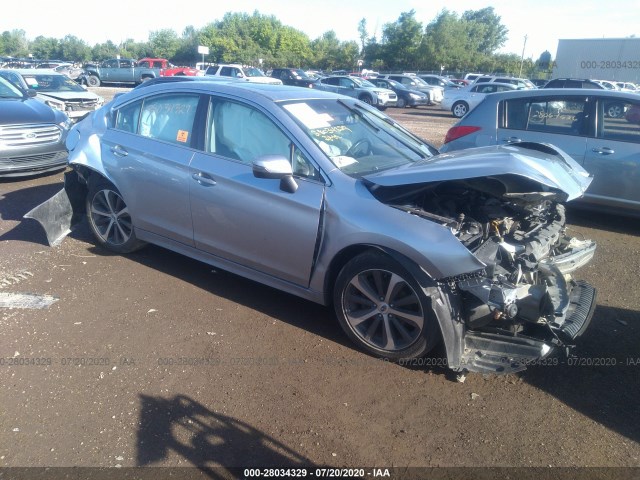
[371, 177, 597, 373]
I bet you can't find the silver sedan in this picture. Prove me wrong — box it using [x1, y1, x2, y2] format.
[29, 80, 598, 375]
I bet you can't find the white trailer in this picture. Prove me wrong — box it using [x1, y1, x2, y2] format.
[553, 38, 640, 83]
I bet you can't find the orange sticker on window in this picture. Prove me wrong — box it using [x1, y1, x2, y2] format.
[176, 130, 189, 143]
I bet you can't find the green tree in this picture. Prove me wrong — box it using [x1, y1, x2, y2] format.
[173, 26, 201, 66]
[31, 36, 60, 60]
[357, 18, 367, 54]
[1, 29, 29, 57]
[422, 9, 476, 72]
[148, 29, 180, 59]
[59, 35, 92, 62]
[91, 41, 119, 61]
[380, 10, 424, 70]
[462, 7, 508, 55]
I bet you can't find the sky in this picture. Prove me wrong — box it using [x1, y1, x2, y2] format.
[2, 0, 637, 61]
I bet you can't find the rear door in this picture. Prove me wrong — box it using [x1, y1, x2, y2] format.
[583, 97, 640, 211]
[102, 92, 203, 245]
[498, 94, 590, 163]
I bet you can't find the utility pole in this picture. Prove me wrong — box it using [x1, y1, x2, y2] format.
[519, 34, 528, 77]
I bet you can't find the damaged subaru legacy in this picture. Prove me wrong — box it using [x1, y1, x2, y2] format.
[27, 81, 598, 374]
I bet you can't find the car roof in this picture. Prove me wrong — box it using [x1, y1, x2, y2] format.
[469, 82, 519, 89]
[4, 68, 61, 75]
[115, 80, 345, 107]
[470, 88, 639, 101]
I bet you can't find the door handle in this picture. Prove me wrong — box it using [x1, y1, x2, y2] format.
[502, 137, 522, 143]
[591, 147, 615, 155]
[192, 172, 217, 186]
[110, 145, 128, 157]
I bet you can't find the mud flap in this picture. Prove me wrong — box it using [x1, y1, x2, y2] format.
[23, 171, 86, 247]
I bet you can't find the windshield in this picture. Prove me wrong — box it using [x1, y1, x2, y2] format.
[351, 77, 376, 88]
[387, 79, 408, 90]
[0, 77, 25, 98]
[282, 99, 437, 176]
[292, 69, 311, 79]
[243, 67, 266, 78]
[22, 74, 86, 92]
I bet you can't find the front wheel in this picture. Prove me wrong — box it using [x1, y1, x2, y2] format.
[359, 95, 373, 105]
[396, 97, 407, 108]
[87, 75, 101, 87]
[333, 251, 438, 360]
[86, 178, 145, 254]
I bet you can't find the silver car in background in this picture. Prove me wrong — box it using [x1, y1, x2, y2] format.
[0, 69, 104, 122]
[28, 82, 598, 375]
[441, 88, 640, 217]
[0, 76, 70, 177]
[441, 82, 519, 118]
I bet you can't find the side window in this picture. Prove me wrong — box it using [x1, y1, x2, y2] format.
[114, 100, 142, 133]
[104, 60, 118, 68]
[138, 94, 199, 145]
[207, 99, 319, 179]
[120, 60, 133, 68]
[503, 97, 589, 135]
[601, 100, 640, 143]
[138, 61, 150, 68]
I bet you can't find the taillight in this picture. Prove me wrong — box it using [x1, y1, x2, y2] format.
[444, 126, 481, 144]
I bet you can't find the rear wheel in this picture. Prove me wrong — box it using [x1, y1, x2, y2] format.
[333, 251, 438, 360]
[86, 178, 145, 254]
[452, 101, 469, 118]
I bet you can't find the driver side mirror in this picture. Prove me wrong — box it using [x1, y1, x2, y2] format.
[252, 155, 298, 193]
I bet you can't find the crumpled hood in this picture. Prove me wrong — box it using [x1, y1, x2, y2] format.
[363, 143, 593, 201]
[38, 91, 101, 103]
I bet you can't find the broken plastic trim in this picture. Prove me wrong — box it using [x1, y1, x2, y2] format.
[23, 171, 86, 247]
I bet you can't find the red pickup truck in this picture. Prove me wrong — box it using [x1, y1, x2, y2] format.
[137, 58, 202, 77]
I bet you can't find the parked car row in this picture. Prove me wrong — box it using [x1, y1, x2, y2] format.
[0, 69, 104, 121]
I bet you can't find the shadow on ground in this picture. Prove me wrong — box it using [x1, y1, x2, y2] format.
[137, 394, 316, 476]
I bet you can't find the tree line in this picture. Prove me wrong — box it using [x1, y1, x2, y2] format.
[0, 8, 553, 78]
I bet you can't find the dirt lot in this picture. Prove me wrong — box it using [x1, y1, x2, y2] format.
[0, 86, 639, 479]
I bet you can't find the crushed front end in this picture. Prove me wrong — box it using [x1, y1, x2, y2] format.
[380, 176, 597, 374]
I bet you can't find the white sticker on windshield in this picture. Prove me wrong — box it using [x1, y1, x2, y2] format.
[332, 155, 357, 168]
[284, 103, 332, 129]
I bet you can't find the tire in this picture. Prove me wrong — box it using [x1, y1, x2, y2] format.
[396, 97, 407, 108]
[359, 95, 373, 105]
[87, 75, 101, 87]
[452, 101, 469, 118]
[86, 178, 145, 254]
[333, 250, 439, 360]
[605, 103, 624, 118]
